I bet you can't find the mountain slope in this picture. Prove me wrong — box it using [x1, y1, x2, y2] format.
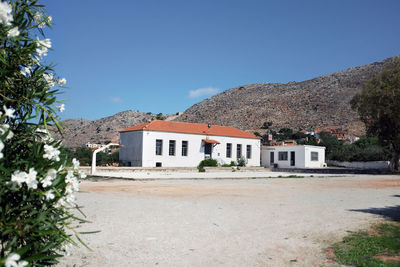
[57, 111, 176, 148]
[176, 56, 399, 135]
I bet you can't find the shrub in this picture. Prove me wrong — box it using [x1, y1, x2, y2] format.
[0, 1, 89, 265]
[237, 156, 247, 167]
[197, 158, 218, 172]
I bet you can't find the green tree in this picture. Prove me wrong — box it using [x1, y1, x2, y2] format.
[351, 59, 400, 171]
[156, 113, 165, 120]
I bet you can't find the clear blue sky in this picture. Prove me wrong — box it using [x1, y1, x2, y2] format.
[42, 0, 400, 121]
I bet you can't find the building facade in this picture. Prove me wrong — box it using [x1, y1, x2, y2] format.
[119, 120, 261, 167]
[261, 145, 326, 168]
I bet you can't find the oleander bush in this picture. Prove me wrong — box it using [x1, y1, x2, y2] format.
[0, 1, 89, 266]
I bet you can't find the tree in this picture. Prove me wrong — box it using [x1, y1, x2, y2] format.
[0, 1, 89, 265]
[261, 121, 273, 129]
[351, 58, 400, 171]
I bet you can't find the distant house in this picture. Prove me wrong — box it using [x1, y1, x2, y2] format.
[119, 120, 261, 167]
[261, 145, 326, 168]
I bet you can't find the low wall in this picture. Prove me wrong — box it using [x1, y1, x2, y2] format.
[327, 160, 391, 170]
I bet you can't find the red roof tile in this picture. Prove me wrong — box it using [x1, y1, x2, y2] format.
[120, 120, 259, 139]
[202, 139, 220, 144]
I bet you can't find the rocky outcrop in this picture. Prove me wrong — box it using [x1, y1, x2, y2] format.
[176, 56, 399, 135]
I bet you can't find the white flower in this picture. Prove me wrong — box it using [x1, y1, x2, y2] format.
[42, 168, 57, 187]
[43, 73, 55, 88]
[7, 27, 19, 38]
[5, 252, 27, 267]
[25, 168, 38, 189]
[79, 171, 87, 179]
[57, 103, 65, 112]
[0, 124, 14, 140]
[66, 193, 76, 205]
[34, 13, 52, 28]
[72, 158, 80, 170]
[43, 144, 60, 161]
[55, 197, 67, 208]
[20, 66, 31, 77]
[11, 170, 26, 187]
[36, 37, 51, 58]
[0, 1, 13, 26]
[0, 140, 4, 159]
[45, 190, 55, 200]
[58, 78, 66, 86]
[3, 106, 15, 118]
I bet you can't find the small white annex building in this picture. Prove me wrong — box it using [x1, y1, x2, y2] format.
[119, 120, 261, 167]
[261, 145, 326, 168]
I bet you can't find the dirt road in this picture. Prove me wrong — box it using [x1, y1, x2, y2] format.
[59, 175, 400, 266]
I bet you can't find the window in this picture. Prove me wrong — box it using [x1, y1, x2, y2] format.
[182, 141, 188, 156]
[278, 151, 288, 161]
[169, 140, 176, 156]
[236, 144, 242, 158]
[311, 151, 319, 161]
[226, 143, 232, 158]
[246, 145, 252, 159]
[155, 139, 162, 155]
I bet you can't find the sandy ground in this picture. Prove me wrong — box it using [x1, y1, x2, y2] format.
[58, 175, 400, 267]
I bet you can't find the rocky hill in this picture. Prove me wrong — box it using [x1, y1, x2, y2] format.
[57, 56, 398, 148]
[56, 111, 177, 148]
[176, 56, 399, 136]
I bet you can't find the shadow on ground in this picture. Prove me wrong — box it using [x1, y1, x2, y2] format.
[350, 205, 400, 221]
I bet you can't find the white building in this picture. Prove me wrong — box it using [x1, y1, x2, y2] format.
[261, 145, 326, 168]
[119, 120, 261, 167]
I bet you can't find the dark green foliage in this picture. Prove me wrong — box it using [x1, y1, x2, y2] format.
[351, 59, 400, 170]
[68, 147, 119, 166]
[237, 156, 246, 167]
[261, 121, 273, 129]
[155, 113, 165, 120]
[333, 223, 400, 266]
[319, 133, 392, 162]
[253, 132, 262, 137]
[197, 158, 218, 172]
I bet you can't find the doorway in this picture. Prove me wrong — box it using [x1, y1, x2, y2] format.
[204, 143, 212, 159]
[290, 151, 295, 166]
[270, 152, 274, 166]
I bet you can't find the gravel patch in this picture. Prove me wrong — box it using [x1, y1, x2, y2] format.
[58, 175, 400, 266]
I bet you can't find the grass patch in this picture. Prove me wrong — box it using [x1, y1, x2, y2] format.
[331, 222, 400, 266]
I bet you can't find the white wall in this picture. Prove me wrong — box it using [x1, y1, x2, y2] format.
[261, 145, 326, 168]
[119, 131, 143, 166]
[327, 160, 390, 169]
[138, 130, 261, 167]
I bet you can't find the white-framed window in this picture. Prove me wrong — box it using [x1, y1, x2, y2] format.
[236, 144, 242, 158]
[169, 140, 176, 156]
[278, 151, 288, 161]
[182, 141, 188, 156]
[155, 139, 162, 155]
[226, 143, 232, 158]
[246, 145, 252, 159]
[311, 151, 319, 161]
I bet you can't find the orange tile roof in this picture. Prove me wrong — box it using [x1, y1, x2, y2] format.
[202, 139, 220, 144]
[120, 120, 260, 139]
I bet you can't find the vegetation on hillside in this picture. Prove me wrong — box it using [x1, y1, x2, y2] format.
[263, 129, 391, 162]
